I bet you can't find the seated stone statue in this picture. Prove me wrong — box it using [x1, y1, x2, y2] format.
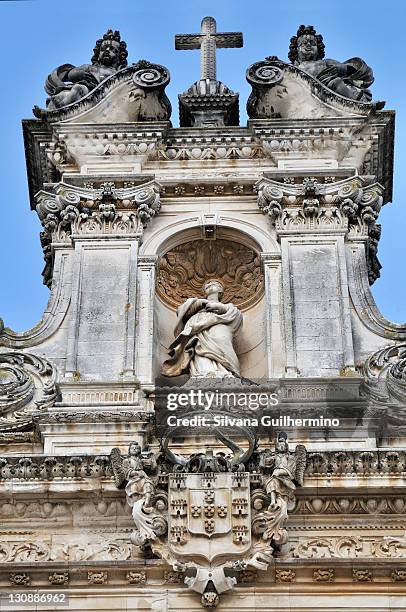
[289, 25, 373, 102]
[45, 29, 128, 109]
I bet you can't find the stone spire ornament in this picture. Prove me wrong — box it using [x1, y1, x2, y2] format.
[175, 16, 243, 127]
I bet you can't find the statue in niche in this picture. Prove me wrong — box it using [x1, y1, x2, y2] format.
[45, 29, 128, 109]
[288, 25, 374, 102]
[162, 279, 243, 379]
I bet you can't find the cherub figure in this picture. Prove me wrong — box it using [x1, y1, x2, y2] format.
[288, 25, 374, 102]
[110, 442, 158, 545]
[45, 29, 128, 109]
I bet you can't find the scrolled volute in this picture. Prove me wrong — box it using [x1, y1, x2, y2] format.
[363, 343, 406, 407]
[0, 352, 58, 433]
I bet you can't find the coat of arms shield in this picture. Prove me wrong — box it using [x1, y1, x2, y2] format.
[168, 471, 251, 563]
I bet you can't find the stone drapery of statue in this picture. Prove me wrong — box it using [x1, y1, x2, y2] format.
[110, 442, 158, 545]
[162, 279, 243, 379]
[256, 432, 307, 546]
[45, 29, 128, 109]
[289, 25, 373, 102]
[260, 432, 307, 509]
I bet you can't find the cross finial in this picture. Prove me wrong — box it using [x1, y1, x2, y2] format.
[175, 16, 243, 81]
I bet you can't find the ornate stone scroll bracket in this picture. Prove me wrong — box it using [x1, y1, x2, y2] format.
[111, 434, 306, 608]
[362, 344, 406, 422]
[35, 180, 161, 287]
[256, 175, 384, 283]
[0, 351, 58, 437]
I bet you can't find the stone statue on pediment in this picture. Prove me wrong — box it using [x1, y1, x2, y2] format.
[289, 24, 374, 102]
[45, 29, 128, 109]
[162, 279, 243, 379]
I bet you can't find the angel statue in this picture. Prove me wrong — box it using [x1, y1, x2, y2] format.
[162, 279, 243, 379]
[110, 442, 161, 546]
[254, 432, 306, 547]
[260, 432, 306, 508]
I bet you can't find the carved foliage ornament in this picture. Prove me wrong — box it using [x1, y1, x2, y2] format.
[256, 176, 384, 284]
[157, 239, 264, 311]
[0, 352, 57, 433]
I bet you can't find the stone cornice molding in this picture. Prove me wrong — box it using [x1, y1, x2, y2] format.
[0, 449, 405, 482]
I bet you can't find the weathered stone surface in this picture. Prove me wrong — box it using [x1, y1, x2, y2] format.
[1, 19, 406, 612]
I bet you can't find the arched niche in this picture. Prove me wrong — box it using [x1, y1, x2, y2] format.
[149, 223, 273, 382]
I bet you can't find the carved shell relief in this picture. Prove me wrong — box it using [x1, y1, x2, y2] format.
[156, 239, 264, 310]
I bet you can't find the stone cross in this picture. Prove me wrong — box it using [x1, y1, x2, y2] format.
[175, 16, 243, 81]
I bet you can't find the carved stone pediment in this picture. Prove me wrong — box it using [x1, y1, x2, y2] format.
[246, 58, 384, 120]
[33, 61, 171, 124]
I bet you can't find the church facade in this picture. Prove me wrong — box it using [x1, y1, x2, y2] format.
[0, 18, 405, 612]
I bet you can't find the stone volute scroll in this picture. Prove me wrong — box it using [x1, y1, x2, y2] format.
[162, 279, 243, 380]
[34, 28, 171, 122]
[0, 351, 58, 439]
[247, 24, 384, 119]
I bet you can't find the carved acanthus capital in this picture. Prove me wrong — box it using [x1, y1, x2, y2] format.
[362, 344, 406, 420]
[35, 180, 162, 287]
[256, 175, 384, 283]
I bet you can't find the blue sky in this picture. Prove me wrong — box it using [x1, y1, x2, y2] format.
[0, 0, 405, 331]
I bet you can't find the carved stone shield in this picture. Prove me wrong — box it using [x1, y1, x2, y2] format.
[168, 472, 251, 563]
